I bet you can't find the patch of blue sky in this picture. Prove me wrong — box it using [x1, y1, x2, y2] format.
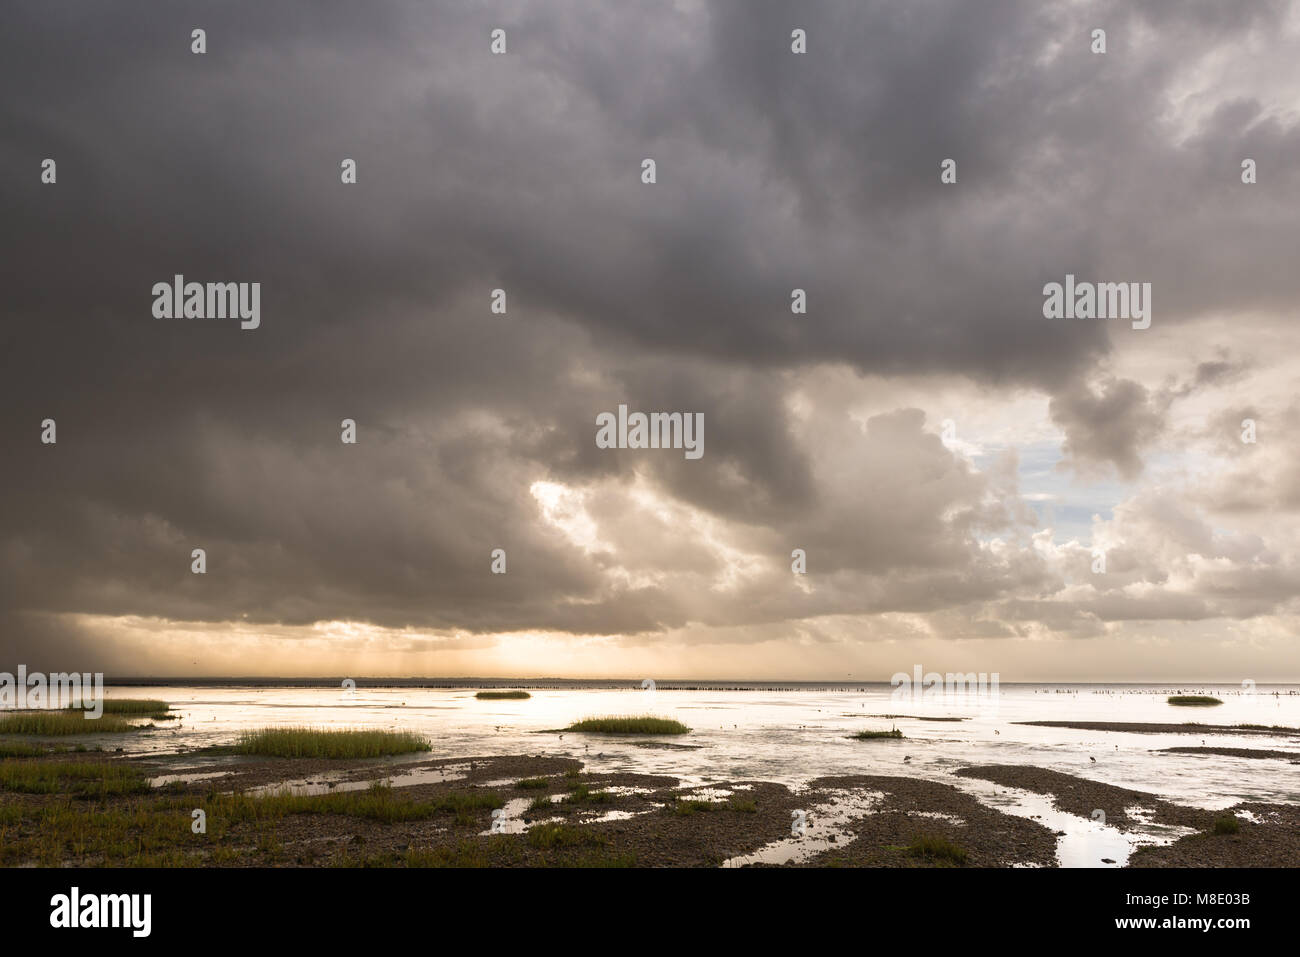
[971, 439, 1133, 545]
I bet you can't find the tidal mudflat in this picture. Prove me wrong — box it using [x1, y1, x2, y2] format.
[1, 682, 1297, 867]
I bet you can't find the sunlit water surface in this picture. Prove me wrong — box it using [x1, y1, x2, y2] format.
[65, 682, 1300, 866]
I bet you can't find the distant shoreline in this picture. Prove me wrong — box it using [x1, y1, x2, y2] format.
[95, 677, 1300, 691]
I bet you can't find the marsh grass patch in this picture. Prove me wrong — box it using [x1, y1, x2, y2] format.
[231, 727, 430, 759]
[852, 728, 904, 740]
[907, 833, 969, 865]
[564, 716, 690, 735]
[0, 712, 141, 736]
[0, 760, 149, 797]
[1212, 814, 1242, 835]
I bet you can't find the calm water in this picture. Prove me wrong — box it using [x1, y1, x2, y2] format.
[74, 681, 1300, 866]
[94, 681, 1299, 802]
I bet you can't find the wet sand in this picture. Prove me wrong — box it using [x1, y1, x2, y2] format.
[1156, 746, 1300, 761]
[5, 749, 1297, 867]
[956, 764, 1300, 868]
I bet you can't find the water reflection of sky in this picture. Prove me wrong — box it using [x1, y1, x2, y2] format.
[93, 682, 1297, 805]
[80, 681, 1298, 867]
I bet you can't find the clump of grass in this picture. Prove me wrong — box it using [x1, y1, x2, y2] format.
[564, 767, 582, 780]
[1168, 696, 1222, 707]
[852, 727, 904, 740]
[428, 792, 505, 815]
[1212, 814, 1241, 835]
[526, 823, 607, 849]
[515, 777, 549, 790]
[669, 798, 718, 816]
[728, 798, 758, 813]
[0, 712, 138, 735]
[432, 791, 507, 826]
[907, 833, 969, 865]
[526, 794, 555, 813]
[475, 690, 531, 700]
[565, 716, 690, 735]
[232, 727, 430, 759]
[218, 785, 503, 826]
[83, 699, 171, 716]
[402, 837, 522, 868]
[222, 783, 434, 823]
[0, 760, 149, 797]
[0, 743, 48, 758]
[564, 784, 614, 805]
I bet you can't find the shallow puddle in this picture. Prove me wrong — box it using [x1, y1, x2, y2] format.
[722, 788, 885, 867]
[952, 778, 1196, 866]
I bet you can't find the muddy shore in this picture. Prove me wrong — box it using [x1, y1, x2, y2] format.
[3, 749, 1297, 867]
[956, 764, 1300, 867]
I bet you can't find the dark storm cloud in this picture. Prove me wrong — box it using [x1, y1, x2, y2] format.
[2, 0, 1299, 660]
[1049, 376, 1165, 479]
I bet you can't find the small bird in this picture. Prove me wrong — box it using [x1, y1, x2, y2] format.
[1090, 756, 1096, 763]
[903, 756, 912, 763]
[994, 730, 1000, 735]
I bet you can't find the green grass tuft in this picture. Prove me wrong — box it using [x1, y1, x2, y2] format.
[669, 798, 719, 816]
[0, 743, 48, 758]
[81, 699, 171, 716]
[0, 712, 139, 735]
[0, 760, 149, 797]
[564, 715, 690, 735]
[514, 777, 549, 790]
[1212, 814, 1241, 835]
[475, 690, 531, 700]
[852, 727, 904, 740]
[907, 833, 969, 865]
[231, 727, 430, 759]
[526, 823, 607, 849]
[1168, 696, 1223, 706]
[563, 783, 614, 805]
[526, 794, 555, 813]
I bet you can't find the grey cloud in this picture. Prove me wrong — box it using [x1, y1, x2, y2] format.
[2, 0, 1298, 666]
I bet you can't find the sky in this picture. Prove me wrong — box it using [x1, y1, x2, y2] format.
[2, 0, 1299, 681]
